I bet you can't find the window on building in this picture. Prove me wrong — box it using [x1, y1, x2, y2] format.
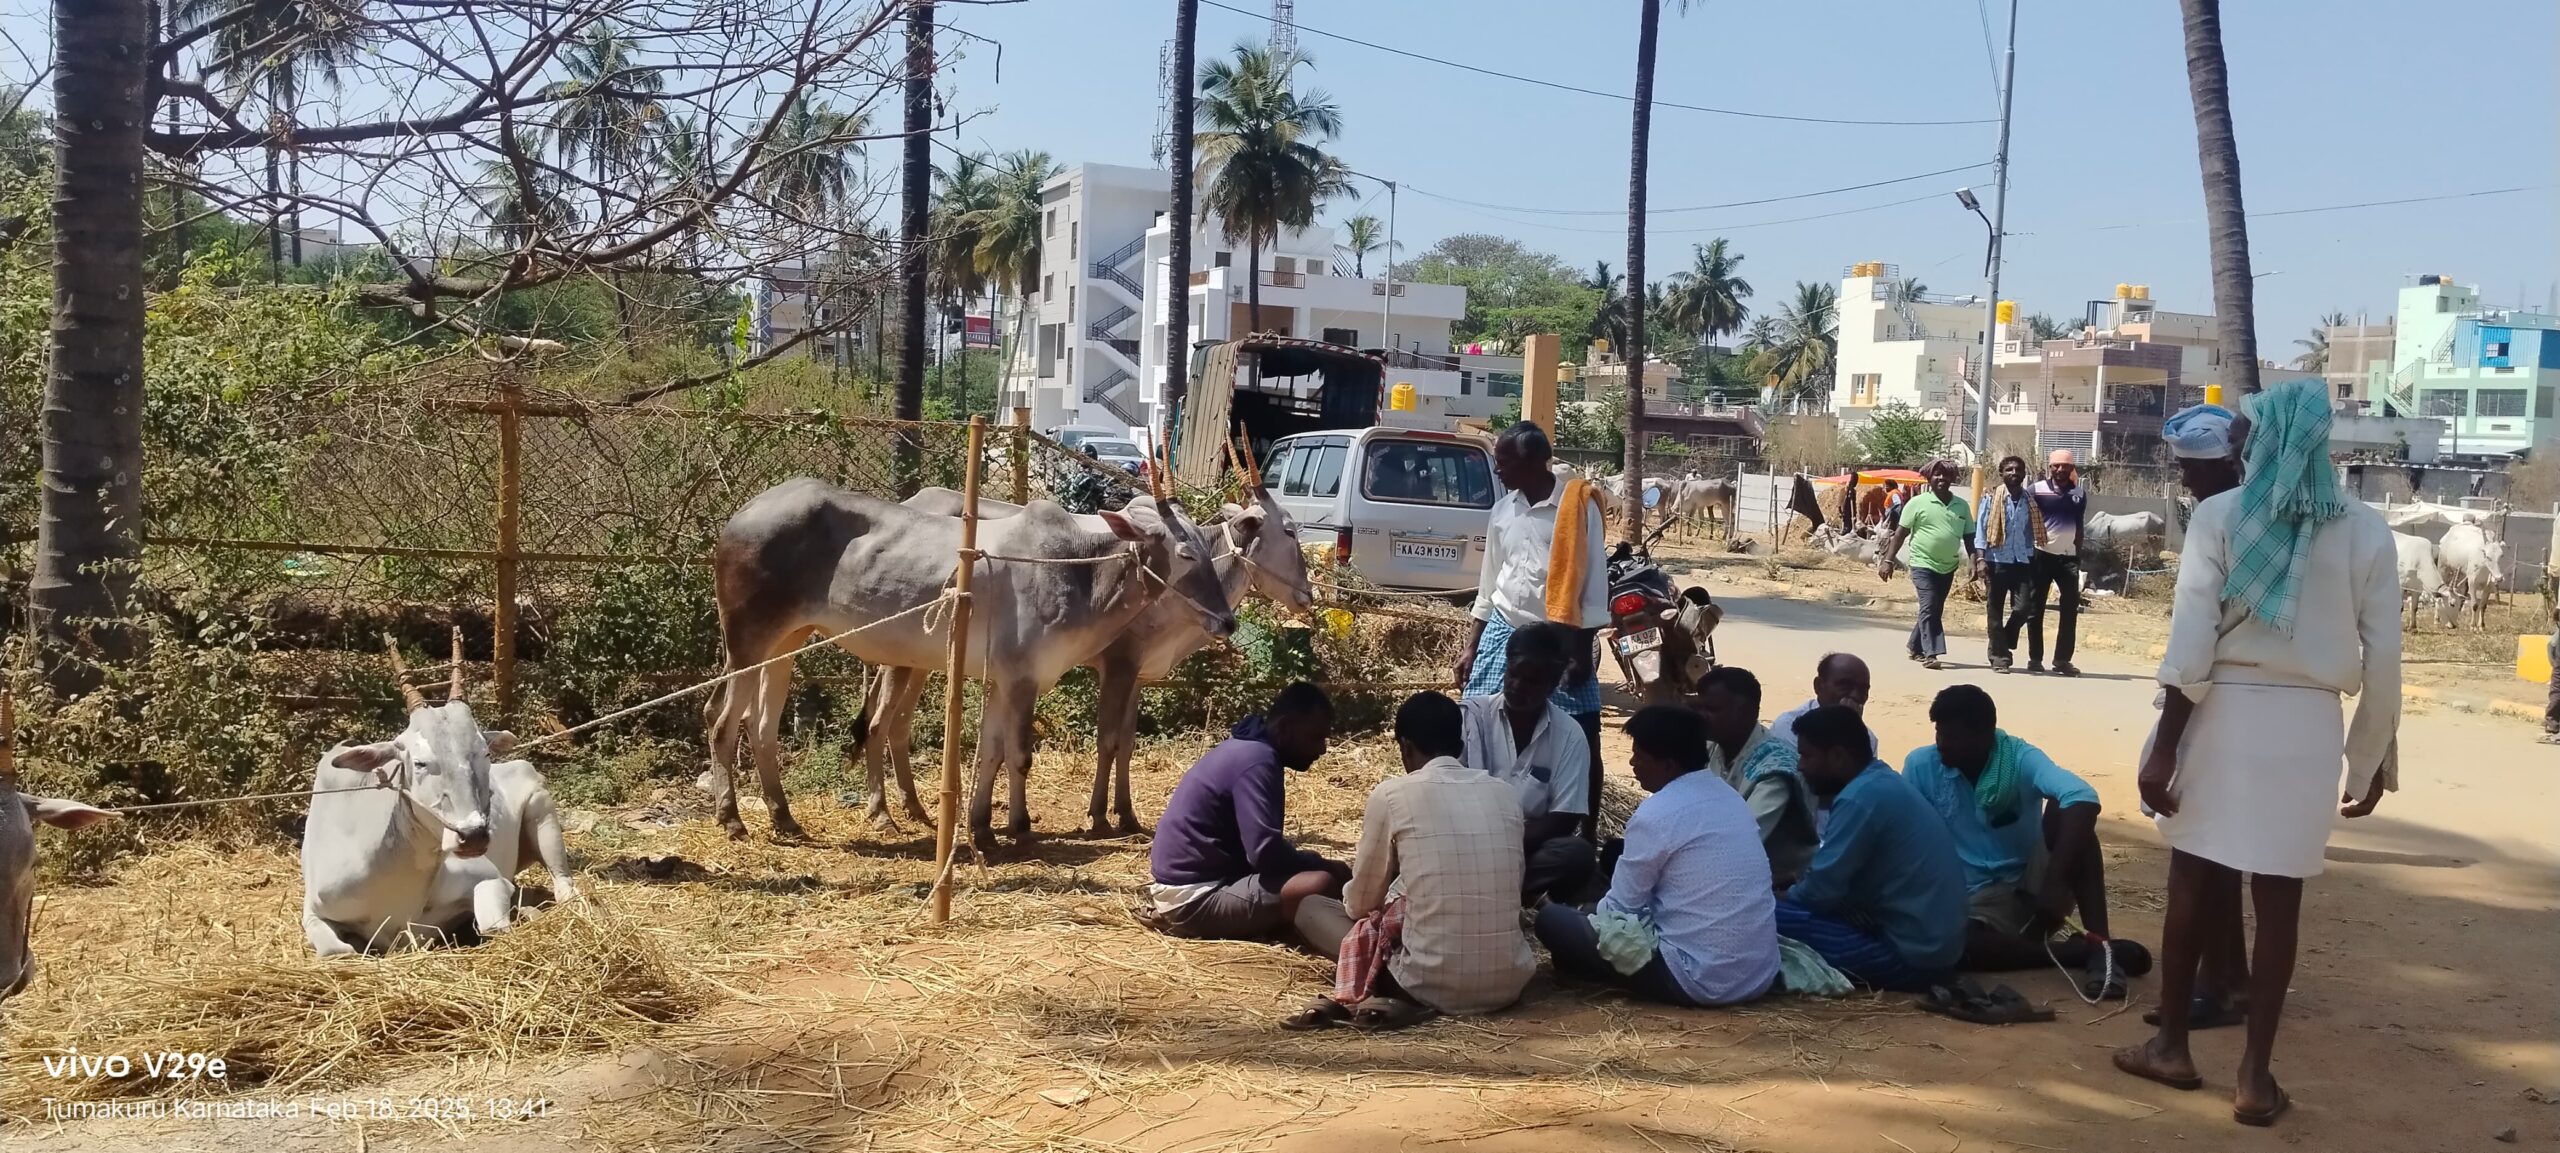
[1458, 371, 1472, 395]
[1045, 209, 1056, 238]
[1213, 251, 1231, 268]
[1067, 287, 1074, 322]
[2420, 389, 2469, 417]
[2486, 341, 2511, 358]
[2337, 382, 2353, 399]
[2477, 389, 2528, 417]
[1272, 256, 1291, 274]
[2437, 297, 2450, 313]
[1069, 222, 1078, 260]
[1043, 273, 1053, 298]
[1322, 326, 1359, 347]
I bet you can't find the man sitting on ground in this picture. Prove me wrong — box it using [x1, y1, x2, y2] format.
[1697, 667, 1820, 889]
[1143, 683, 1351, 941]
[1777, 705, 1970, 992]
[1907, 685, 2152, 999]
[1768, 653, 1879, 760]
[1289, 692, 1536, 1030]
[1459, 622, 1598, 906]
[1535, 706, 1780, 1007]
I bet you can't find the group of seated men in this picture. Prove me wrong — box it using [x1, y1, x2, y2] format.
[1140, 625, 2150, 1029]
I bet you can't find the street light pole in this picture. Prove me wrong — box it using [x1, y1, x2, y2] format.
[1965, 0, 2018, 501]
[1380, 178, 1397, 358]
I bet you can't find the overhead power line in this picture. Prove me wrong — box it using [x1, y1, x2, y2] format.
[1197, 0, 1997, 128]
[1404, 160, 1992, 217]
[1411, 189, 1953, 238]
[2066, 186, 2543, 234]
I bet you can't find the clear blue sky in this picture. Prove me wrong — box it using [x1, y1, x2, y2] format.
[939, 0, 2557, 351]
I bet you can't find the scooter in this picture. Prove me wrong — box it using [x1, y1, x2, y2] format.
[1604, 517, 1721, 706]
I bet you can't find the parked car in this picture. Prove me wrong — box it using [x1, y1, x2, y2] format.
[1263, 427, 1496, 594]
[1050, 426, 1150, 476]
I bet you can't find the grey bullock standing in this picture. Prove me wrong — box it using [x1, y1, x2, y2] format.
[300, 634, 577, 956]
[705, 479, 1235, 850]
[861, 482, 1316, 835]
[1, 692, 117, 1003]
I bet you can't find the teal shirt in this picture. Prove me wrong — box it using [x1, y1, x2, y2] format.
[1901, 742, 2100, 894]
[1897, 491, 1974, 574]
[1786, 762, 1970, 971]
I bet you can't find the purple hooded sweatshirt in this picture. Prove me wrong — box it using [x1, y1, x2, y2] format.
[1149, 715, 1331, 892]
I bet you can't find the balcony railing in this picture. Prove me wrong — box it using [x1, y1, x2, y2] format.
[1258, 270, 1306, 288]
[1188, 270, 1212, 286]
[1381, 348, 1460, 371]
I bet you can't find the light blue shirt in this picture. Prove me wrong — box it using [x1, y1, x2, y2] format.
[1902, 740, 2099, 894]
[1599, 770, 1781, 1005]
[1787, 763, 1969, 972]
[1975, 488, 2036, 565]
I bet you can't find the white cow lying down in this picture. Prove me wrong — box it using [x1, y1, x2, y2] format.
[300, 639, 575, 956]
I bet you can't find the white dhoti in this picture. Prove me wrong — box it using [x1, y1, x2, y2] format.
[2147, 682, 2346, 878]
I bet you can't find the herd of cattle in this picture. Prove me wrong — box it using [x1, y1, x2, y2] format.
[0, 475, 2529, 995]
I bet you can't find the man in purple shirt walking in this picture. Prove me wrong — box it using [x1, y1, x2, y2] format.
[1140, 683, 1351, 941]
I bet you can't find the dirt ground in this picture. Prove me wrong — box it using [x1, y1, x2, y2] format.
[12, 551, 2559, 1153]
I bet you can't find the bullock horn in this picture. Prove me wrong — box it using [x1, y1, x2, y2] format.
[383, 633, 428, 711]
[447, 626, 467, 703]
[1237, 434, 1264, 491]
[1149, 437, 1170, 502]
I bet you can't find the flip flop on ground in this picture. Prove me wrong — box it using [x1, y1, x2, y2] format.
[1918, 979, 2054, 1025]
[1281, 997, 1352, 1031]
[2234, 1080, 2292, 1127]
[1349, 996, 1441, 1032]
[2111, 1040, 2205, 1091]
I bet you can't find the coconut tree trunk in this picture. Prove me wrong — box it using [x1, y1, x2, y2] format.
[1163, 0, 1197, 440]
[2179, 0, 2259, 395]
[1617, 0, 1660, 539]
[36, 0, 151, 691]
[1245, 237, 1261, 333]
[894, 2, 933, 491]
[264, 144, 282, 279]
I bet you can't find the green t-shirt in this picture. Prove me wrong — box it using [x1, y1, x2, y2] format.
[1897, 491, 1974, 574]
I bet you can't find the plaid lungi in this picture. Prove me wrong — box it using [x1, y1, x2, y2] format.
[1462, 614, 1603, 714]
[1333, 897, 1408, 1004]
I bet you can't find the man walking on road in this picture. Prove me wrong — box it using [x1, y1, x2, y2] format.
[1457, 421, 1609, 837]
[2023, 450, 2087, 676]
[1877, 460, 1975, 670]
[1974, 456, 2042, 673]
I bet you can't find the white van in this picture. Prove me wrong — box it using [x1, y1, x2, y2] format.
[1262, 427, 1496, 594]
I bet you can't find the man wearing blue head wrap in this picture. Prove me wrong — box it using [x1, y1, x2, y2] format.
[2115, 383, 2402, 1129]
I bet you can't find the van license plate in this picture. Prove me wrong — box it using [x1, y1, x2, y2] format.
[1393, 539, 1461, 563]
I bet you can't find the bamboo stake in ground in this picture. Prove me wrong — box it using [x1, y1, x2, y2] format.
[932, 415, 987, 924]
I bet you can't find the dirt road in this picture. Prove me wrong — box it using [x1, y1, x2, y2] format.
[20, 586, 2559, 1152]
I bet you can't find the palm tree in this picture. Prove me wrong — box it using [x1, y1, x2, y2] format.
[762, 97, 869, 226]
[37, 0, 151, 686]
[1165, 0, 1199, 436]
[969, 149, 1061, 412]
[476, 131, 572, 246]
[1618, 0, 1694, 532]
[1772, 281, 1840, 405]
[1586, 259, 1626, 348]
[2024, 312, 2071, 342]
[1337, 212, 1391, 277]
[541, 23, 663, 232]
[180, 0, 374, 269]
[2295, 309, 2348, 371]
[1665, 237, 1752, 354]
[1897, 276, 1929, 303]
[1194, 41, 1348, 333]
[2179, 0, 2260, 393]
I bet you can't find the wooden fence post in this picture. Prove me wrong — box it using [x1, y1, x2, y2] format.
[493, 376, 522, 717]
[931, 414, 987, 924]
[1009, 405, 1031, 505]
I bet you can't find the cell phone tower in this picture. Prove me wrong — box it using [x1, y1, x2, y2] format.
[1151, 39, 1173, 166]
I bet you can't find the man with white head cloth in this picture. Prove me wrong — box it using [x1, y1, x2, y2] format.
[2113, 386, 2401, 1128]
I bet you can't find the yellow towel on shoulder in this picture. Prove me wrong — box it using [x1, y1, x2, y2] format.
[1544, 476, 1604, 628]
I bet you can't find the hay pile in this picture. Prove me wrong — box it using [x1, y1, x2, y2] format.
[10, 886, 704, 1110]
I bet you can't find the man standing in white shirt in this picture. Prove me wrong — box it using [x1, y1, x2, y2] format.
[1457, 622, 1598, 906]
[1456, 421, 1609, 837]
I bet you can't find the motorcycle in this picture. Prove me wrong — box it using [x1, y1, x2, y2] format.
[1604, 518, 1722, 705]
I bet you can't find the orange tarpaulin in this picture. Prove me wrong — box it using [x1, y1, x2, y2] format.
[1811, 469, 1929, 486]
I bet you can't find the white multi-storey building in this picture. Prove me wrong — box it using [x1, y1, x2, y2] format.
[1011, 162, 1495, 441]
